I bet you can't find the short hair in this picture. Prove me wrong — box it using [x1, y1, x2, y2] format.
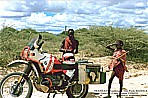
[68, 29, 74, 35]
[116, 40, 124, 46]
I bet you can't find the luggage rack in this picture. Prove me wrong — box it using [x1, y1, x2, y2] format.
[77, 59, 93, 65]
[77, 59, 106, 84]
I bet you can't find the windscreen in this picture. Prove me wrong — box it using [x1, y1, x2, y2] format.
[27, 37, 37, 50]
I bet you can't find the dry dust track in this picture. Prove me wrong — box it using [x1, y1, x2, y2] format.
[0, 56, 148, 98]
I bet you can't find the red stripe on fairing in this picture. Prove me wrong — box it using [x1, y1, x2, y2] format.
[21, 46, 30, 60]
[51, 57, 63, 74]
[54, 57, 61, 64]
[63, 70, 67, 74]
[51, 69, 63, 74]
[45, 55, 52, 73]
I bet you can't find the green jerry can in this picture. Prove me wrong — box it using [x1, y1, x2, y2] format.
[100, 67, 106, 84]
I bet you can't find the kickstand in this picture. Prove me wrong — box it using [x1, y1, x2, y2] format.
[47, 92, 50, 98]
[53, 92, 57, 98]
[47, 90, 57, 98]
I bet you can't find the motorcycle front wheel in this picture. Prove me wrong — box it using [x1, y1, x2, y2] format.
[0, 72, 33, 98]
[66, 83, 88, 98]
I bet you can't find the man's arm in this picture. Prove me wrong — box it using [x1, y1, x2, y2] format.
[106, 44, 116, 51]
[65, 37, 70, 49]
[116, 51, 129, 72]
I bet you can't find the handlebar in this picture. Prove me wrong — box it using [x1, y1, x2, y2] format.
[59, 48, 75, 53]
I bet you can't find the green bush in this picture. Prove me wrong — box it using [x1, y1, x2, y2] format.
[0, 26, 148, 67]
[76, 26, 148, 62]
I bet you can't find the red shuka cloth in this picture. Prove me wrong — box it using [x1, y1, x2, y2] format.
[64, 36, 78, 52]
[109, 49, 127, 81]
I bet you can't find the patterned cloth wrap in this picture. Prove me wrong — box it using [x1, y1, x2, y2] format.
[109, 49, 127, 80]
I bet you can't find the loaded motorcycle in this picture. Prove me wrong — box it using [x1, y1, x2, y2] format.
[0, 34, 89, 98]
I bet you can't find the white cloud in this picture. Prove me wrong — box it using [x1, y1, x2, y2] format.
[53, 13, 68, 22]
[25, 13, 54, 24]
[135, 2, 146, 7]
[0, 11, 30, 18]
[0, 1, 9, 11]
[0, 0, 147, 34]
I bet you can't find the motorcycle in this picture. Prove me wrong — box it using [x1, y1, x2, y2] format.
[0, 34, 89, 98]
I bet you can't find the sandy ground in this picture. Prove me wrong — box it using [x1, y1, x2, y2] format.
[30, 56, 148, 98]
[30, 69, 148, 98]
[0, 56, 148, 98]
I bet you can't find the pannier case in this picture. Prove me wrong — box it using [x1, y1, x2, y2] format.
[78, 60, 106, 84]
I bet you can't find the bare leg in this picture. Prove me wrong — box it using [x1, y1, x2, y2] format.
[119, 80, 123, 97]
[108, 71, 115, 97]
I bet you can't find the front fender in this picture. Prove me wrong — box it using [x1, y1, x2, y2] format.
[7, 60, 30, 67]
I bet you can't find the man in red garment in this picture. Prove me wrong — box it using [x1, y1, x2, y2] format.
[64, 29, 78, 53]
[60, 29, 79, 62]
[106, 40, 128, 98]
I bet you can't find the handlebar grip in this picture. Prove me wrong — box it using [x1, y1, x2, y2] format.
[40, 41, 44, 45]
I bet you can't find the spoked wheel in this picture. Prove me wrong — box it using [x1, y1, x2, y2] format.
[66, 83, 88, 98]
[0, 72, 33, 98]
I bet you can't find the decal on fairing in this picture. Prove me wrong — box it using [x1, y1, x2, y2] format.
[39, 54, 55, 73]
[48, 56, 55, 72]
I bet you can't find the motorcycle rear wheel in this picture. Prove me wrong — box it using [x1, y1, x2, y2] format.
[0, 72, 33, 98]
[66, 83, 88, 98]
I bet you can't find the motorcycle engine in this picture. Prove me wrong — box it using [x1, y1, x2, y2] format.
[41, 73, 68, 88]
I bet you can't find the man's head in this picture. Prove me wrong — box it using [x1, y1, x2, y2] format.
[115, 40, 124, 48]
[68, 29, 74, 36]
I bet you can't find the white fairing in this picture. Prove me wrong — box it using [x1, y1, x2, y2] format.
[29, 49, 45, 61]
[40, 55, 55, 73]
[29, 49, 55, 73]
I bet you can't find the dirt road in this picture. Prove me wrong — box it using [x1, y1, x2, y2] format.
[0, 56, 148, 98]
[30, 69, 148, 98]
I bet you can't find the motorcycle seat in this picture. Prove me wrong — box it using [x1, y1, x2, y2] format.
[54, 63, 77, 70]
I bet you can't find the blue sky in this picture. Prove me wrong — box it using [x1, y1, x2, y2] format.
[0, 0, 148, 34]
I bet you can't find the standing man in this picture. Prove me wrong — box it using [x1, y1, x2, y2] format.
[60, 29, 79, 62]
[64, 29, 79, 54]
[106, 40, 128, 98]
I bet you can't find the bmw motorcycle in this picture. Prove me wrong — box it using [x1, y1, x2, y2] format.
[0, 35, 89, 98]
